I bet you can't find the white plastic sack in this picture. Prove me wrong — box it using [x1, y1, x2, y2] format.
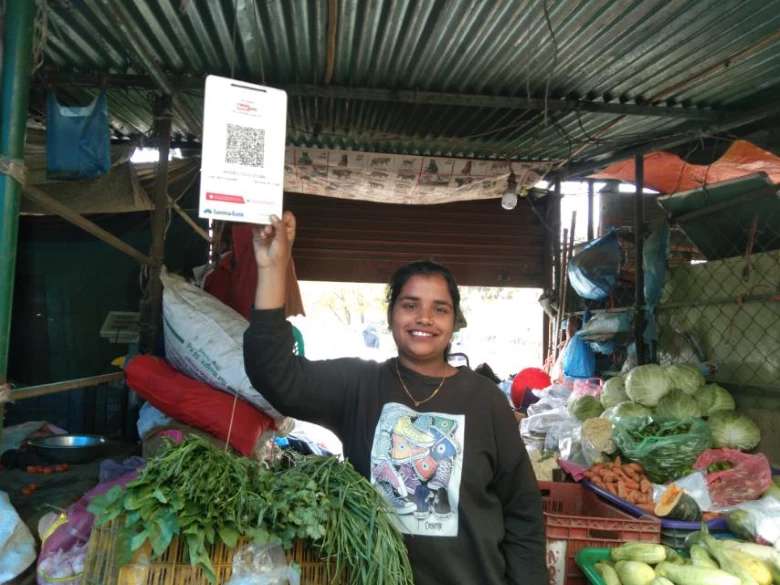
[0, 491, 37, 582]
[160, 269, 289, 427]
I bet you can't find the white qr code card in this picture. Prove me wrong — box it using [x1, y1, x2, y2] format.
[199, 75, 287, 224]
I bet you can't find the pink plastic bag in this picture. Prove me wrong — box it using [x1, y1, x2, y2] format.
[694, 449, 771, 506]
[572, 377, 603, 398]
[36, 472, 139, 584]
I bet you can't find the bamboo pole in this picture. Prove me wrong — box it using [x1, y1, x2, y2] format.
[21, 184, 157, 267]
[12, 372, 125, 400]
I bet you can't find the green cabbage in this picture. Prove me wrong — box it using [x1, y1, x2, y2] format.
[625, 364, 672, 407]
[653, 389, 702, 419]
[601, 401, 652, 421]
[695, 384, 736, 416]
[665, 364, 705, 395]
[600, 376, 629, 408]
[568, 395, 605, 421]
[708, 411, 761, 451]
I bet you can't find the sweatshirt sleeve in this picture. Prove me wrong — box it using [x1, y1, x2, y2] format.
[491, 401, 549, 585]
[243, 308, 365, 435]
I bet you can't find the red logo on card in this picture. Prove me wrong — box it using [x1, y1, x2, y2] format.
[206, 192, 246, 204]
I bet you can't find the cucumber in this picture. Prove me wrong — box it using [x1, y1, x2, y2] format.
[690, 544, 719, 569]
[616, 561, 657, 585]
[655, 561, 741, 585]
[611, 543, 668, 564]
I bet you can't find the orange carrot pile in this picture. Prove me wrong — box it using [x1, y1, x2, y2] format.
[583, 457, 655, 513]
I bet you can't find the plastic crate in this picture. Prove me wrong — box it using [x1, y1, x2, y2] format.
[580, 479, 732, 547]
[539, 482, 661, 585]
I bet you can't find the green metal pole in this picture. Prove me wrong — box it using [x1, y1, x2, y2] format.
[0, 1, 35, 383]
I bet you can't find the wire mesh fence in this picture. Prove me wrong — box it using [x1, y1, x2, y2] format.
[656, 198, 780, 397]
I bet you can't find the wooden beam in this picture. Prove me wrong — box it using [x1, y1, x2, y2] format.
[12, 372, 125, 400]
[21, 184, 157, 267]
[140, 94, 173, 353]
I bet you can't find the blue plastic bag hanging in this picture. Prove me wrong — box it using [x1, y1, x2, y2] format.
[47, 90, 111, 180]
[563, 334, 596, 380]
[642, 220, 670, 342]
[567, 228, 621, 301]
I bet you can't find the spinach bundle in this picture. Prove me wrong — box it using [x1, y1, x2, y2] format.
[88, 437, 412, 585]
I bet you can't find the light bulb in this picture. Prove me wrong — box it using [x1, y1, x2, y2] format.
[501, 191, 518, 210]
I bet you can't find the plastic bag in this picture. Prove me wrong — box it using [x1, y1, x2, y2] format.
[520, 407, 572, 449]
[613, 416, 712, 484]
[46, 90, 110, 180]
[526, 385, 572, 417]
[568, 229, 621, 300]
[562, 335, 596, 380]
[36, 473, 139, 585]
[572, 378, 603, 398]
[544, 417, 584, 464]
[722, 495, 780, 546]
[651, 471, 714, 512]
[694, 449, 771, 506]
[0, 491, 36, 583]
[225, 540, 300, 585]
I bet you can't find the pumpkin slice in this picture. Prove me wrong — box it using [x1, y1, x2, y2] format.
[654, 483, 702, 522]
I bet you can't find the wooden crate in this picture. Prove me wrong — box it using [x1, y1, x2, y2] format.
[83, 520, 346, 585]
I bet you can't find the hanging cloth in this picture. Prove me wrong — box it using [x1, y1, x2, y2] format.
[46, 90, 111, 180]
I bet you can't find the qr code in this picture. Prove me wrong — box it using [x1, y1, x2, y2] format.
[225, 123, 265, 167]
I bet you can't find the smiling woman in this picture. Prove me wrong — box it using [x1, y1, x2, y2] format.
[387, 261, 460, 377]
[243, 212, 548, 585]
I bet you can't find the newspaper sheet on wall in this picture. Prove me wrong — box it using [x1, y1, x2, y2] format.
[284, 147, 552, 205]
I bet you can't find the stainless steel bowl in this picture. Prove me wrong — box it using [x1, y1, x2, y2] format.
[28, 434, 109, 464]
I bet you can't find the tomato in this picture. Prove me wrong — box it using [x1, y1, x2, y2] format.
[27, 465, 36, 473]
[43, 467, 53, 475]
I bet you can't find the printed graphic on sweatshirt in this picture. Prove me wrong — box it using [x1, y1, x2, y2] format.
[370, 402, 464, 537]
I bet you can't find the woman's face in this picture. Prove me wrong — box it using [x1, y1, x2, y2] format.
[390, 274, 455, 366]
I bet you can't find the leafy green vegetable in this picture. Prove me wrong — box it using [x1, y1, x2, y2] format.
[601, 401, 652, 421]
[568, 395, 605, 421]
[708, 411, 761, 451]
[601, 376, 629, 409]
[613, 416, 712, 483]
[653, 389, 702, 419]
[695, 384, 736, 417]
[665, 364, 705, 395]
[625, 364, 672, 407]
[88, 437, 412, 585]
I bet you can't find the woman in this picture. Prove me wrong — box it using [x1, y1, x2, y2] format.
[244, 212, 548, 585]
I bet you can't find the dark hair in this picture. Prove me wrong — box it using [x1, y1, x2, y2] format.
[386, 260, 461, 323]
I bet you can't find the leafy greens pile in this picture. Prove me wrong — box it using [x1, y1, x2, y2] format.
[88, 436, 413, 585]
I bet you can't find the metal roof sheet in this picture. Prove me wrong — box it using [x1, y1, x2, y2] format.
[29, 0, 780, 171]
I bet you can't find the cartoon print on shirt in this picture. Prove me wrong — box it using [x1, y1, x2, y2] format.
[371, 402, 464, 537]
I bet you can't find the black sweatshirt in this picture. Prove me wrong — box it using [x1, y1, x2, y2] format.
[244, 309, 548, 585]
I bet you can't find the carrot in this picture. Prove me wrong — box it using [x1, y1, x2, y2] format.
[591, 477, 606, 488]
[614, 456, 622, 466]
[617, 482, 628, 499]
[583, 470, 595, 480]
[702, 512, 724, 522]
[637, 503, 655, 514]
[639, 479, 652, 494]
[601, 472, 620, 483]
[626, 462, 644, 473]
[622, 466, 640, 482]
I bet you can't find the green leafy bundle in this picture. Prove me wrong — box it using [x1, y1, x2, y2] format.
[88, 437, 412, 585]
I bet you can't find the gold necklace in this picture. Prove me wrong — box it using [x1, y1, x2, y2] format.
[395, 361, 447, 407]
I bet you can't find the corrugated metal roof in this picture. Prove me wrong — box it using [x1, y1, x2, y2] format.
[30, 0, 780, 169]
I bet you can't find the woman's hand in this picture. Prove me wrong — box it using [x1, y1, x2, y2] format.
[252, 211, 296, 271]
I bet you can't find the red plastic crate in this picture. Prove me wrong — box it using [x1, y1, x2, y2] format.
[539, 482, 661, 585]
